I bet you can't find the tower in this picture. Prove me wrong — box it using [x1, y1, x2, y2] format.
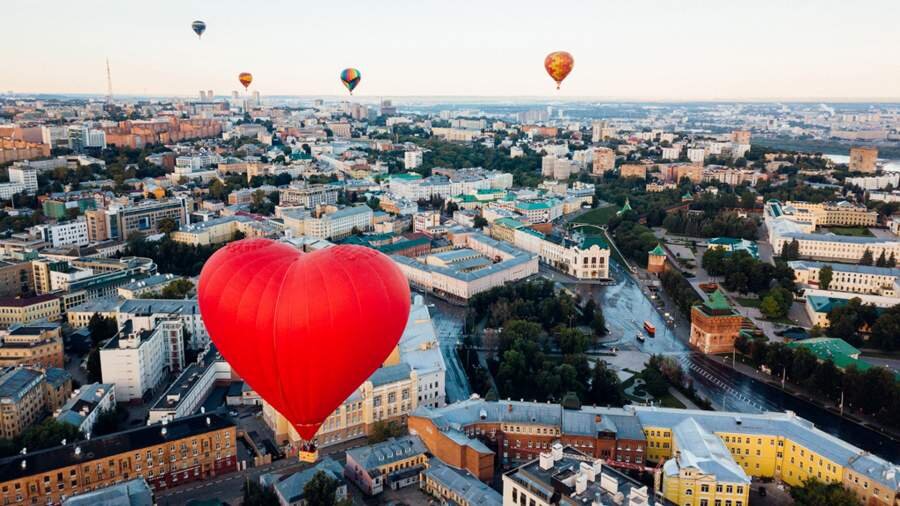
[105, 58, 113, 104]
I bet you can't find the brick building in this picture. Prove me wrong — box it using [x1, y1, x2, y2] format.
[0, 413, 236, 505]
[689, 290, 744, 354]
[408, 399, 648, 482]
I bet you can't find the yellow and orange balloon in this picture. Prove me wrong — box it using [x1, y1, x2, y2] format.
[238, 72, 253, 90]
[544, 51, 574, 90]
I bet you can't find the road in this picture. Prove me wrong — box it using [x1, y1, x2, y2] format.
[419, 292, 472, 403]
[564, 259, 900, 462]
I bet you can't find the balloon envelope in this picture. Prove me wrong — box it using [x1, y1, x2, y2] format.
[544, 51, 574, 89]
[238, 72, 253, 90]
[340, 68, 362, 94]
[198, 239, 411, 440]
[191, 20, 206, 38]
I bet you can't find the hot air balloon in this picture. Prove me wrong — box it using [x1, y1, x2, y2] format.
[191, 20, 206, 39]
[340, 68, 361, 95]
[238, 72, 253, 90]
[544, 51, 574, 90]
[198, 239, 411, 442]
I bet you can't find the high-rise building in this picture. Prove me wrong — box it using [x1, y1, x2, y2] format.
[849, 146, 878, 173]
[592, 147, 615, 175]
[404, 150, 423, 170]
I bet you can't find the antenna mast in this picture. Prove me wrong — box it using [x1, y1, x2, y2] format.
[106, 58, 113, 104]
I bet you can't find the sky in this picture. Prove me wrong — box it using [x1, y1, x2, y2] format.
[4, 0, 900, 100]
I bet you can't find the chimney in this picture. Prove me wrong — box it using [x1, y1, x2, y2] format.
[551, 443, 563, 461]
[74, 447, 81, 457]
[539, 452, 553, 470]
[161, 427, 167, 437]
[593, 460, 603, 477]
[575, 473, 587, 495]
[20, 460, 26, 470]
[206, 417, 211, 426]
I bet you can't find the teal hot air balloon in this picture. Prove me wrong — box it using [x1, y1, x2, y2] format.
[340, 68, 361, 95]
[192, 20, 207, 39]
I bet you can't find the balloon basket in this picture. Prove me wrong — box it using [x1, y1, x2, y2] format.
[299, 443, 319, 463]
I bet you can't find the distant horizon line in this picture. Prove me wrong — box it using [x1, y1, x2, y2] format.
[5, 92, 900, 105]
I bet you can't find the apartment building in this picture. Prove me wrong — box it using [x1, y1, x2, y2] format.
[0, 367, 72, 439]
[281, 204, 373, 240]
[0, 294, 62, 328]
[170, 215, 278, 246]
[55, 383, 116, 434]
[619, 163, 649, 180]
[503, 445, 653, 506]
[34, 220, 89, 249]
[592, 147, 615, 176]
[344, 436, 428, 495]
[849, 146, 878, 173]
[0, 413, 236, 504]
[116, 299, 208, 350]
[0, 260, 34, 298]
[0, 322, 65, 368]
[278, 183, 339, 208]
[99, 322, 169, 402]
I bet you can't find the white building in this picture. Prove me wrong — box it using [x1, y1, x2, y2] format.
[100, 322, 168, 402]
[281, 205, 373, 240]
[55, 383, 116, 434]
[392, 231, 538, 301]
[790, 260, 900, 297]
[8, 166, 38, 192]
[687, 147, 706, 164]
[404, 150, 423, 170]
[116, 299, 209, 350]
[35, 220, 89, 248]
[661, 147, 681, 160]
[147, 345, 231, 424]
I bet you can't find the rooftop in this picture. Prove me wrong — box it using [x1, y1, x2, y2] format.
[346, 435, 427, 472]
[0, 412, 235, 483]
[423, 459, 501, 505]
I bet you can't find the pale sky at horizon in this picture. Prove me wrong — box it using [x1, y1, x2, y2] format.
[4, 0, 900, 100]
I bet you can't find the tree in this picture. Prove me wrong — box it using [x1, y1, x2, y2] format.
[790, 478, 858, 506]
[876, 250, 888, 267]
[208, 179, 227, 201]
[860, 248, 874, 266]
[242, 479, 278, 506]
[160, 278, 194, 299]
[19, 419, 83, 452]
[870, 305, 900, 351]
[157, 217, 177, 234]
[303, 471, 339, 506]
[780, 239, 800, 260]
[86, 347, 102, 382]
[368, 420, 404, 443]
[473, 216, 488, 229]
[588, 361, 625, 407]
[819, 265, 833, 290]
[760, 287, 792, 320]
[87, 313, 118, 346]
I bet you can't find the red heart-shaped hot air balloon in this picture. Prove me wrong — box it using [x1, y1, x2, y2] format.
[198, 239, 410, 440]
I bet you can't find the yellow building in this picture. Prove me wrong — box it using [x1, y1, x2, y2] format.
[637, 407, 898, 506]
[0, 367, 71, 439]
[658, 418, 751, 506]
[0, 294, 62, 328]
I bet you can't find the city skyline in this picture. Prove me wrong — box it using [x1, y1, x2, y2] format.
[5, 0, 900, 100]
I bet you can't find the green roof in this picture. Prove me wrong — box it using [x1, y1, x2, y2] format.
[649, 243, 666, 256]
[703, 289, 733, 313]
[391, 173, 422, 181]
[476, 188, 504, 195]
[517, 200, 558, 211]
[788, 338, 900, 380]
[581, 236, 609, 250]
[495, 217, 526, 229]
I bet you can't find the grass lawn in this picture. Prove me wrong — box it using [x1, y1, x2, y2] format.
[657, 392, 687, 409]
[735, 297, 762, 308]
[825, 226, 873, 237]
[574, 205, 618, 226]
